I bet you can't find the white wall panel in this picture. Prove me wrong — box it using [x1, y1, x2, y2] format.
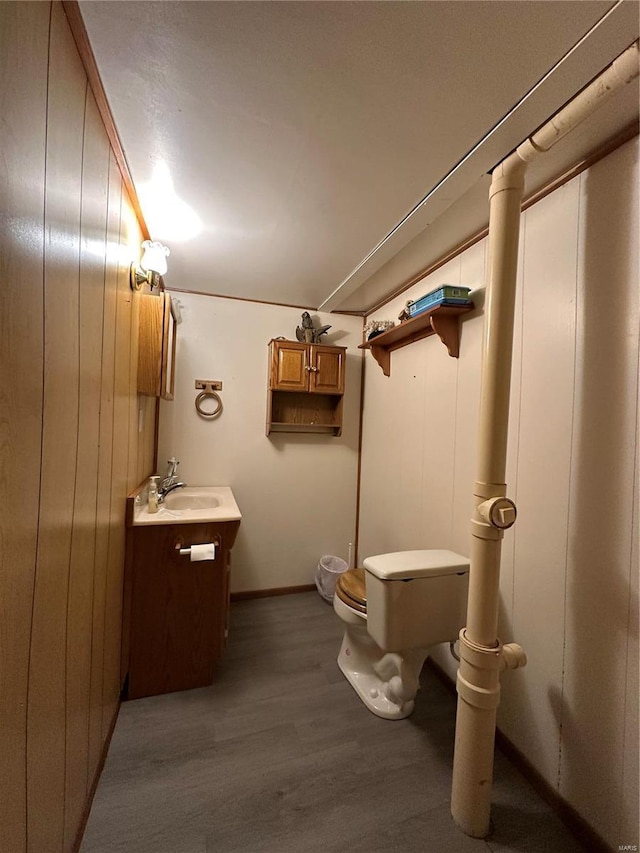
[450, 240, 486, 557]
[359, 256, 466, 560]
[560, 142, 639, 842]
[430, 242, 487, 680]
[497, 223, 526, 648]
[416, 259, 461, 549]
[158, 295, 362, 592]
[375, 340, 429, 552]
[498, 179, 580, 785]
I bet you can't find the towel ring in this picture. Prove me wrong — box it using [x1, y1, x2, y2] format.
[195, 390, 223, 418]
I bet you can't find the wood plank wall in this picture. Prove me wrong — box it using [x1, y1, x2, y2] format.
[0, 3, 156, 851]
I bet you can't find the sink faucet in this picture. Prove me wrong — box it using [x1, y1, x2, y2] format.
[158, 481, 187, 503]
[158, 457, 187, 502]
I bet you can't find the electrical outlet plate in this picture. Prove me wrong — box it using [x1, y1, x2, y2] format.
[195, 379, 223, 392]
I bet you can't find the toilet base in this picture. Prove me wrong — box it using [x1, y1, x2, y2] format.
[336, 630, 429, 720]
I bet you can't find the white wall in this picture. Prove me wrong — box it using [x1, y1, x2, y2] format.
[158, 294, 363, 593]
[358, 138, 639, 847]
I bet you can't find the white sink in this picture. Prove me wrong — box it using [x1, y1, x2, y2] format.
[164, 491, 220, 511]
[134, 486, 242, 526]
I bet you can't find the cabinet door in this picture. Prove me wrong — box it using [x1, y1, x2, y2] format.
[270, 340, 308, 390]
[128, 524, 225, 699]
[310, 345, 345, 394]
[137, 293, 163, 396]
[137, 292, 177, 399]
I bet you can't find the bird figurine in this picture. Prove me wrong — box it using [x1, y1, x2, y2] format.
[295, 312, 331, 343]
[312, 324, 331, 342]
[398, 300, 413, 322]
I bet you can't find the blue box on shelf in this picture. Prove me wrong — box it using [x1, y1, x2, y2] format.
[407, 285, 472, 317]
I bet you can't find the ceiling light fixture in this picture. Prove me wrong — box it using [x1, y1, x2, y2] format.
[130, 240, 170, 291]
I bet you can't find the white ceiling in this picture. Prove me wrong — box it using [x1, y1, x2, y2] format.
[80, 1, 639, 313]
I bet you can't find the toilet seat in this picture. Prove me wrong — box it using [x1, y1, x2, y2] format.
[336, 568, 367, 613]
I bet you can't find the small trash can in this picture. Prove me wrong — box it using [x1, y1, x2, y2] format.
[315, 555, 348, 602]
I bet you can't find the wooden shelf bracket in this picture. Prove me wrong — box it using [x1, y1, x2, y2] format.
[359, 303, 474, 376]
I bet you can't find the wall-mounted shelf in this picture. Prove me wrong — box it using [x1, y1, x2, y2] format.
[266, 340, 346, 436]
[359, 303, 474, 376]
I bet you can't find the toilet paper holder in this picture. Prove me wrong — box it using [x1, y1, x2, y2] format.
[175, 537, 220, 557]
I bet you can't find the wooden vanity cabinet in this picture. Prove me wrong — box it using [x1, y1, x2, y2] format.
[124, 519, 239, 700]
[137, 291, 177, 400]
[266, 339, 346, 436]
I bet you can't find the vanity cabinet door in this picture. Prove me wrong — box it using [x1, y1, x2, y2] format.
[127, 523, 225, 700]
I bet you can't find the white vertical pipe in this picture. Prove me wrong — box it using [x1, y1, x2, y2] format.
[451, 42, 639, 839]
[451, 154, 526, 838]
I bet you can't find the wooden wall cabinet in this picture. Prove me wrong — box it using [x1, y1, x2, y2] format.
[124, 519, 240, 700]
[266, 339, 346, 436]
[137, 291, 177, 399]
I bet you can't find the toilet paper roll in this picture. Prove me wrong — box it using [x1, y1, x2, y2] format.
[190, 543, 216, 562]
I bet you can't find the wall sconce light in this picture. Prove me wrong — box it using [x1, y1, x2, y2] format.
[130, 240, 170, 291]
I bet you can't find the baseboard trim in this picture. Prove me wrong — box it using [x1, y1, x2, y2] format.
[230, 584, 315, 601]
[493, 728, 612, 853]
[425, 658, 613, 853]
[72, 699, 122, 853]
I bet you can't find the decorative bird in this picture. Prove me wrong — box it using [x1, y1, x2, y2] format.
[312, 324, 331, 342]
[295, 312, 331, 343]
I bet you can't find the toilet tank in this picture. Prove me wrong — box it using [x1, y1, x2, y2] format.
[364, 550, 470, 652]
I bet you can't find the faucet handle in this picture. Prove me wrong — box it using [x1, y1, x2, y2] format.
[166, 457, 179, 477]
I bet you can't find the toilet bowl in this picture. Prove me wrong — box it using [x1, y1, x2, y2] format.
[334, 550, 470, 720]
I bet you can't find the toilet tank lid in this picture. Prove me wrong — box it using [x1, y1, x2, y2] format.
[363, 549, 470, 580]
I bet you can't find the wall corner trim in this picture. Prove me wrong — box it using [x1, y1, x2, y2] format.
[61, 0, 150, 240]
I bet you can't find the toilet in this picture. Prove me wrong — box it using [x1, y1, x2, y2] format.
[333, 550, 470, 720]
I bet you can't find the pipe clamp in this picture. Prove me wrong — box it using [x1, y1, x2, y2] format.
[459, 628, 502, 660]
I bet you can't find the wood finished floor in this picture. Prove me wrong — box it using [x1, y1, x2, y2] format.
[81, 593, 586, 853]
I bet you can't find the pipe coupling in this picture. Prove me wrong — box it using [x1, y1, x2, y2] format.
[474, 480, 507, 499]
[611, 42, 640, 87]
[489, 155, 527, 198]
[471, 518, 503, 541]
[456, 632, 502, 709]
[456, 631, 527, 708]
[456, 671, 501, 710]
